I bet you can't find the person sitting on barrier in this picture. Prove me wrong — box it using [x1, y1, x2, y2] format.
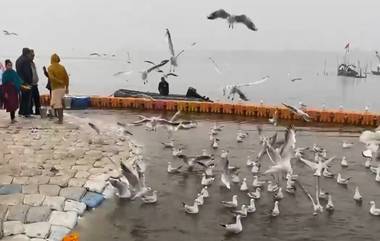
[158, 77, 169, 96]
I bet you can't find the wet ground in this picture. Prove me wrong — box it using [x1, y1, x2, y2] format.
[72, 109, 380, 241]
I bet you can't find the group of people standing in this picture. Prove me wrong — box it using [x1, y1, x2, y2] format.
[0, 48, 70, 124]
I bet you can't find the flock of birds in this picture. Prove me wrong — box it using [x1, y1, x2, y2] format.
[86, 109, 380, 235]
[84, 9, 268, 100]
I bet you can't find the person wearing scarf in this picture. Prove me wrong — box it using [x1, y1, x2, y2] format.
[48, 53, 69, 124]
[1, 59, 23, 123]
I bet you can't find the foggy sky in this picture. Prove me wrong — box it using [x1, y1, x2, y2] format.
[1, 0, 379, 55]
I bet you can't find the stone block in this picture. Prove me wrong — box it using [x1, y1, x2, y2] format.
[48, 176, 70, 187]
[25, 206, 51, 223]
[48, 225, 70, 241]
[28, 176, 50, 185]
[12, 177, 30, 185]
[39, 185, 60, 196]
[2, 234, 31, 241]
[84, 179, 106, 193]
[67, 178, 86, 187]
[0, 176, 14, 185]
[21, 184, 38, 194]
[24, 222, 50, 239]
[2, 221, 25, 237]
[23, 194, 46, 206]
[0, 184, 22, 195]
[42, 196, 65, 211]
[48, 211, 77, 229]
[6, 204, 30, 222]
[0, 194, 24, 206]
[64, 200, 86, 216]
[59, 187, 86, 201]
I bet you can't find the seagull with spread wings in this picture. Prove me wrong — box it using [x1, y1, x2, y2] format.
[282, 102, 311, 122]
[223, 76, 269, 101]
[207, 9, 258, 31]
[165, 28, 185, 72]
[141, 59, 169, 84]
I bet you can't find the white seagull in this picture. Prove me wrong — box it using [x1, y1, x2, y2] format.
[183, 200, 199, 214]
[232, 205, 248, 217]
[220, 215, 243, 234]
[353, 186, 362, 202]
[342, 141, 354, 149]
[282, 102, 311, 122]
[247, 199, 256, 213]
[240, 178, 248, 191]
[341, 156, 348, 167]
[165, 28, 184, 72]
[336, 173, 351, 185]
[271, 201, 280, 217]
[223, 76, 269, 101]
[195, 193, 205, 206]
[221, 195, 238, 208]
[369, 201, 380, 216]
[248, 187, 261, 199]
[167, 161, 182, 174]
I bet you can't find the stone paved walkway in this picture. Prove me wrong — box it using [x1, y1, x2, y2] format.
[0, 112, 131, 241]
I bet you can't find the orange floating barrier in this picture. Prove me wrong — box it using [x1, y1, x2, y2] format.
[165, 101, 177, 111]
[222, 103, 233, 114]
[278, 108, 292, 120]
[209, 103, 221, 113]
[199, 102, 212, 113]
[177, 101, 188, 112]
[245, 105, 257, 116]
[346, 112, 362, 125]
[37, 94, 380, 127]
[189, 102, 202, 112]
[361, 113, 376, 126]
[332, 111, 346, 124]
[319, 110, 333, 123]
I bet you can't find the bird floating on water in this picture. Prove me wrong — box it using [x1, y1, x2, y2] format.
[342, 141, 354, 149]
[369, 201, 380, 216]
[341, 156, 348, 167]
[207, 9, 258, 31]
[221, 195, 238, 208]
[220, 215, 243, 234]
[337, 173, 351, 185]
[248, 187, 261, 199]
[240, 178, 248, 191]
[247, 199, 256, 213]
[183, 200, 199, 214]
[271, 201, 280, 217]
[353, 186, 362, 202]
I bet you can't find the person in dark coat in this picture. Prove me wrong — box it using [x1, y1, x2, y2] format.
[29, 49, 41, 115]
[16, 48, 33, 117]
[158, 77, 169, 96]
[1, 59, 24, 123]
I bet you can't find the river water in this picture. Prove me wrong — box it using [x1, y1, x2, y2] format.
[72, 110, 380, 241]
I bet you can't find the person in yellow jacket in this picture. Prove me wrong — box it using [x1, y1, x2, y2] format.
[48, 53, 69, 124]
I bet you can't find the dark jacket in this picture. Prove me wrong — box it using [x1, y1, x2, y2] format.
[15, 48, 33, 85]
[158, 77, 169, 96]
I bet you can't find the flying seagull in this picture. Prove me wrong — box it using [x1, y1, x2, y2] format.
[165, 28, 185, 72]
[282, 102, 311, 122]
[223, 76, 269, 101]
[141, 60, 169, 84]
[3, 30, 18, 36]
[207, 9, 258, 31]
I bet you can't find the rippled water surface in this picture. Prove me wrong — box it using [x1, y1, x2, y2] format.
[72, 110, 380, 241]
